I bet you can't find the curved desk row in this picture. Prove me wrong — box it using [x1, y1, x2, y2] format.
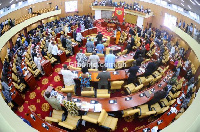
[49, 70, 173, 112]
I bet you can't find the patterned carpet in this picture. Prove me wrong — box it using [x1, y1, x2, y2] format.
[14, 21, 161, 132]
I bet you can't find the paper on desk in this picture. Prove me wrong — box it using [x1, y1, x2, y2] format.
[170, 107, 178, 114]
[151, 126, 158, 132]
[94, 104, 102, 112]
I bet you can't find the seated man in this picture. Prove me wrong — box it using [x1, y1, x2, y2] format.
[105, 50, 115, 69]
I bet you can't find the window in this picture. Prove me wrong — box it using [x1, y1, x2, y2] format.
[164, 13, 177, 28]
[11, 4, 15, 9]
[177, 6, 184, 12]
[172, 4, 177, 10]
[155, 0, 161, 3]
[161, 0, 167, 6]
[18, 1, 23, 6]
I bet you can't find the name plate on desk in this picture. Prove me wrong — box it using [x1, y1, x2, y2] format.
[125, 97, 132, 101]
[115, 56, 119, 59]
[90, 100, 98, 104]
[72, 98, 81, 102]
[109, 99, 117, 104]
[113, 71, 119, 75]
[123, 55, 127, 58]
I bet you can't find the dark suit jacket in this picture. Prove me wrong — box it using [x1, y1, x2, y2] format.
[145, 62, 156, 76]
[148, 90, 168, 106]
[128, 66, 139, 79]
[136, 57, 144, 66]
[96, 71, 111, 85]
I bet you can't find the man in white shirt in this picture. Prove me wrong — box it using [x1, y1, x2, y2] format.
[51, 41, 59, 63]
[88, 51, 100, 69]
[170, 46, 175, 57]
[61, 64, 77, 86]
[48, 41, 53, 54]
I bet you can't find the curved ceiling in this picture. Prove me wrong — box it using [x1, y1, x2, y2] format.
[163, 0, 200, 15]
[0, 0, 24, 9]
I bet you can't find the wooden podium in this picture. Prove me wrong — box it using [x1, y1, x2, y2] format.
[81, 30, 88, 37]
[67, 32, 73, 38]
[41, 60, 53, 76]
[110, 37, 116, 45]
[24, 73, 37, 91]
[59, 52, 67, 64]
[11, 88, 24, 106]
[82, 38, 87, 47]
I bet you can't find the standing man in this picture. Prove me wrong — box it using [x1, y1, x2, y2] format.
[96, 67, 111, 89]
[96, 41, 104, 54]
[86, 38, 95, 53]
[105, 50, 115, 69]
[76, 49, 88, 68]
[136, 54, 144, 66]
[60, 64, 77, 86]
[88, 51, 100, 69]
[44, 91, 62, 110]
[127, 61, 139, 84]
[96, 32, 103, 45]
[51, 42, 59, 63]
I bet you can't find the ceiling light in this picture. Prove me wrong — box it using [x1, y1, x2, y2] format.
[19, 1, 22, 6]
[0, 3, 2, 6]
[181, 0, 184, 2]
[188, 5, 191, 9]
[181, 3, 184, 6]
[194, 0, 200, 6]
[10, 0, 14, 3]
[190, 0, 196, 5]
[168, 0, 171, 2]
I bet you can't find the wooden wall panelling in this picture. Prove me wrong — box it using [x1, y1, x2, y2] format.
[125, 14, 138, 24]
[189, 50, 200, 70]
[0, 42, 9, 62]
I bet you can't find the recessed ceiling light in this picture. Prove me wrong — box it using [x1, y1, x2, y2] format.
[190, 0, 196, 5]
[181, 3, 184, 6]
[188, 5, 191, 9]
[194, 0, 200, 6]
[181, 0, 184, 2]
[10, 0, 14, 4]
[0, 3, 2, 6]
[168, 0, 171, 2]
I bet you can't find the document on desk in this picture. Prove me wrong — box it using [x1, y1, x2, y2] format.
[94, 104, 102, 112]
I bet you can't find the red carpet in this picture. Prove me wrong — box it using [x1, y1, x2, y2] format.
[14, 21, 162, 132]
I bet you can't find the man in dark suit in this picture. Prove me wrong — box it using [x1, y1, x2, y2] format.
[144, 61, 158, 77]
[130, 35, 135, 47]
[127, 61, 139, 84]
[96, 67, 111, 89]
[147, 87, 168, 110]
[96, 32, 103, 45]
[136, 54, 144, 66]
[61, 36, 66, 48]
[134, 48, 141, 59]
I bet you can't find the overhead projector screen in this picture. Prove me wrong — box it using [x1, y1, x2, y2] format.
[65, 1, 78, 13]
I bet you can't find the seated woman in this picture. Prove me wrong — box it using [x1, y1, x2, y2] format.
[79, 67, 91, 90]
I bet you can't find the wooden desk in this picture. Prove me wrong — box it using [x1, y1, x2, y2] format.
[107, 23, 116, 30]
[82, 38, 87, 47]
[136, 81, 187, 132]
[67, 32, 73, 38]
[72, 44, 79, 55]
[101, 21, 107, 27]
[58, 52, 67, 64]
[24, 109, 66, 132]
[11, 88, 24, 106]
[81, 29, 88, 37]
[92, 27, 97, 34]
[24, 73, 37, 91]
[41, 60, 53, 76]
[106, 46, 121, 55]
[110, 37, 116, 45]
[56, 70, 173, 112]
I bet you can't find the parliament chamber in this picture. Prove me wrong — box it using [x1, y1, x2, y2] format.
[0, 0, 200, 132]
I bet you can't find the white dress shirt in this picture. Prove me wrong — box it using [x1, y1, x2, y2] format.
[61, 69, 77, 86]
[52, 45, 59, 55]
